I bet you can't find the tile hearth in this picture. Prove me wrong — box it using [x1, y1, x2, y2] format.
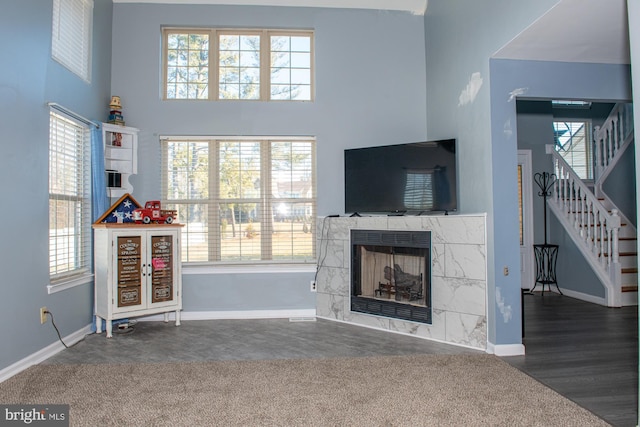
[315, 214, 487, 350]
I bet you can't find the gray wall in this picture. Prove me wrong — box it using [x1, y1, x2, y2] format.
[0, 0, 113, 371]
[424, 0, 559, 347]
[603, 144, 637, 226]
[110, 4, 428, 313]
[424, 0, 632, 347]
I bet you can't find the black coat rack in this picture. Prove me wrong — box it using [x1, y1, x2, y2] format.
[531, 171, 562, 295]
[533, 171, 556, 245]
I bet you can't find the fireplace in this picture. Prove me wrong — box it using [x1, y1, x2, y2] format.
[350, 229, 431, 324]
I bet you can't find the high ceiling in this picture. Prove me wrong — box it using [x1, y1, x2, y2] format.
[494, 0, 630, 64]
[114, 0, 630, 64]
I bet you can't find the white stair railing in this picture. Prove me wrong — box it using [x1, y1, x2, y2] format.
[594, 103, 634, 182]
[547, 146, 622, 306]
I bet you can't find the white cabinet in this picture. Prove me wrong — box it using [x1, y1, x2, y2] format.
[102, 123, 138, 200]
[93, 224, 183, 338]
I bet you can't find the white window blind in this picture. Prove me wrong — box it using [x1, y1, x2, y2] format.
[52, 0, 93, 82]
[161, 137, 316, 264]
[404, 169, 434, 210]
[49, 111, 92, 283]
[553, 120, 592, 180]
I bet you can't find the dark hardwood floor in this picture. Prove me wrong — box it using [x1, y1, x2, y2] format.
[504, 292, 638, 427]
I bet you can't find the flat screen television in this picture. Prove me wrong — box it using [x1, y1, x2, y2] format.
[344, 139, 457, 215]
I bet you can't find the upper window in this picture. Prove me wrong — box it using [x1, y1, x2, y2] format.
[553, 120, 592, 180]
[163, 28, 314, 101]
[161, 137, 316, 264]
[49, 111, 92, 285]
[52, 0, 93, 82]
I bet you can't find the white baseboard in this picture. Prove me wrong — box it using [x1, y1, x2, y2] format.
[0, 324, 92, 383]
[555, 288, 607, 306]
[486, 342, 526, 356]
[137, 309, 317, 322]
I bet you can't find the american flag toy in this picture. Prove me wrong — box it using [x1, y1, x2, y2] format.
[94, 193, 142, 224]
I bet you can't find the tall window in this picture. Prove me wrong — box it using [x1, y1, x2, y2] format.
[163, 28, 313, 101]
[49, 111, 92, 284]
[553, 120, 592, 179]
[52, 0, 93, 82]
[161, 137, 316, 263]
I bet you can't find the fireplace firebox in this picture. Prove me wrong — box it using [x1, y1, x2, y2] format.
[351, 229, 431, 324]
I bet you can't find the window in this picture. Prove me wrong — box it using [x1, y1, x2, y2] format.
[52, 0, 93, 82]
[49, 111, 92, 285]
[404, 169, 434, 210]
[161, 137, 316, 264]
[163, 28, 313, 101]
[553, 120, 592, 179]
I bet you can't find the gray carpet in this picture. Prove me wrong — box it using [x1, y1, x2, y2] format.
[0, 354, 609, 426]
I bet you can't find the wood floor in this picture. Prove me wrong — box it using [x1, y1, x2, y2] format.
[504, 292, 638, 427]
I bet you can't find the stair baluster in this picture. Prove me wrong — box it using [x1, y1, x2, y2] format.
[547, 148, 623, 306]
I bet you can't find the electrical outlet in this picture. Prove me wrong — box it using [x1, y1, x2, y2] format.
[310, 280, 317, 292]
[40, 307, 48, 324]
[503, 266, 509, 276]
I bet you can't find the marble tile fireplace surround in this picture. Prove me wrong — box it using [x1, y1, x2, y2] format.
[315, 214, 487, 350]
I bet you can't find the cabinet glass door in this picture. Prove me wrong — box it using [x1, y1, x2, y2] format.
[149, 234, 175, 306]
[116, 235, 144, 309]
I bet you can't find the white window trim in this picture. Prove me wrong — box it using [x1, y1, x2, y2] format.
[162, 27, 314, 101]
[161, 135, 317, 265]
[183, 263, 316, 275]
[49, 108, 93, 293]
[48, 272, 94, 294]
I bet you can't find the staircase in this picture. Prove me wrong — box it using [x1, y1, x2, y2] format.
[547, 103, 636, 307]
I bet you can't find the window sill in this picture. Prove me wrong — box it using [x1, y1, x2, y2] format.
[183, 263, 316, 275]
[48, 273, 94, 294]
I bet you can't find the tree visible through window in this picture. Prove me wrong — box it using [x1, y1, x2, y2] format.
[163, 28, 313, 101]
[161, 137, 316, 263]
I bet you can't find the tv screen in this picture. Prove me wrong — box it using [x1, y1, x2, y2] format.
[344, 139, 457, 215]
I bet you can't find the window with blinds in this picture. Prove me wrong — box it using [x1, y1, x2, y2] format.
[161, 137, 316, 264]
[52, 0, 93, 82]
[403, 169, 434, 211]
[553, 120, 592, 180]
[49, 111, 92, 283]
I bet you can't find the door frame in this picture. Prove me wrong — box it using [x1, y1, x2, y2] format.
[518, 149, 534, 289]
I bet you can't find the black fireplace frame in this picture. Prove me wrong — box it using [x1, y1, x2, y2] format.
[350, 229, 432, 324]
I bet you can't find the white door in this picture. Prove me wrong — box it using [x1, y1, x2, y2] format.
[518, 150, 534, 290]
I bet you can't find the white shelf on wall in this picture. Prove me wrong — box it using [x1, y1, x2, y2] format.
[102, 122, 138, 200]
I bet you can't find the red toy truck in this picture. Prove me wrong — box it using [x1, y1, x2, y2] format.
[133, 201, 177, 224]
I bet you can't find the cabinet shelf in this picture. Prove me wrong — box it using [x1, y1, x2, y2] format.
[102, 122, 138, 200]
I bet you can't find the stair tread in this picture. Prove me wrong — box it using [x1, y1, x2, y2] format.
[602, 252, 637, 257]
[622, 267, 638, 274]
[593, 236, 637, 241]
[578, 223, 628, 227]
[622, 285, 638, 292]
